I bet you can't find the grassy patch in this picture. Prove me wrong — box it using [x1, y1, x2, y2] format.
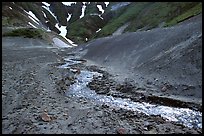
[67, 2, 201, 43]
[2, 28, 44, 39]
[67, 15, 104, 44]
[164, 3, 202, 27]
[2, 17, 10, 26]
[124, 2, 199, 32]
[2, 16, 25, 27]
[67, 17, 91, 43]
[96, 2, 149, 37]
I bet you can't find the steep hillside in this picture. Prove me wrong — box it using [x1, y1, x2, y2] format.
[2, 2, 202, 44]
[80, 14, 202, 103]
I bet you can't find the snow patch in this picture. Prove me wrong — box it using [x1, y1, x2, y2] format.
[42, 2, 50, 7]
[80, 5, 86, 18]
[66, 38, 78, 47]
[27, 11, 40, 21]
[97, 5, 104, 14]
[28, 16, 39, 25]
[53, 38, 72, 48]
[46, 25, 51, 32]
[90, 13, 103, 20]
[42, 5, 57, 20]
[104, 2, 109, 7]
[55, 23, 67, 38]
[99, 15, 103, 20]
[28, 22, 37, 28]
[24, 10, 39, 25]
[47, 29, 51, 32]
[67, 13, 72, 22]
[54, 23, 78, 46]
[96, 28, 101, 33]
[42, 11, 47, 18]
[62, 2, 76, 6]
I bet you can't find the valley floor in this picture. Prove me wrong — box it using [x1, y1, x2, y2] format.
[2, 37, 202, 134]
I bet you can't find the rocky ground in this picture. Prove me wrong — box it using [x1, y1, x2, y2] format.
[2, 35, 202, 134]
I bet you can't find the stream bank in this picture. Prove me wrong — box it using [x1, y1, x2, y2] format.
[54, 56, 202, 130]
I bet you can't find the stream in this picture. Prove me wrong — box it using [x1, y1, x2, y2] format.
[57, 57, 202, 129]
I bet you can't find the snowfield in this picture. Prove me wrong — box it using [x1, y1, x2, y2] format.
[52, 37, 72, 48]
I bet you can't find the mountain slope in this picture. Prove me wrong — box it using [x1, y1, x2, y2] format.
[2, 2, 202, 44]
[79, 14, 202, 102]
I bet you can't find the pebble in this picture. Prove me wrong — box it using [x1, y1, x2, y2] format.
[143, 121, 150, 127]
[116, 127, 126, 134]
[63, 113, 68, 116]
[41, 112, 51, 122]
[161, 86, 167, 92]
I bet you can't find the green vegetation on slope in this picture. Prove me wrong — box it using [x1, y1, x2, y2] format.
[3, 2, 201, 44]
[67, 2, 132, 43]
[125, 2, 201, 32]
[2, 28, 44, 39]
[16, 2, 45, 23]
[67, 15, 104, 44]
[95, 2, 201, 38]
[85, 2, 100, 15]
[95, 2, 151, 38]
[164, 2, 202, 27]
[2, 17, 25, 27]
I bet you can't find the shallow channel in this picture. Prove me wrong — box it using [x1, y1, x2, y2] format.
[58, 58, 202, 129]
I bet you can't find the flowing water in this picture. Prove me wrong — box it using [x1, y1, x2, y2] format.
[58, 58, 202, 129]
